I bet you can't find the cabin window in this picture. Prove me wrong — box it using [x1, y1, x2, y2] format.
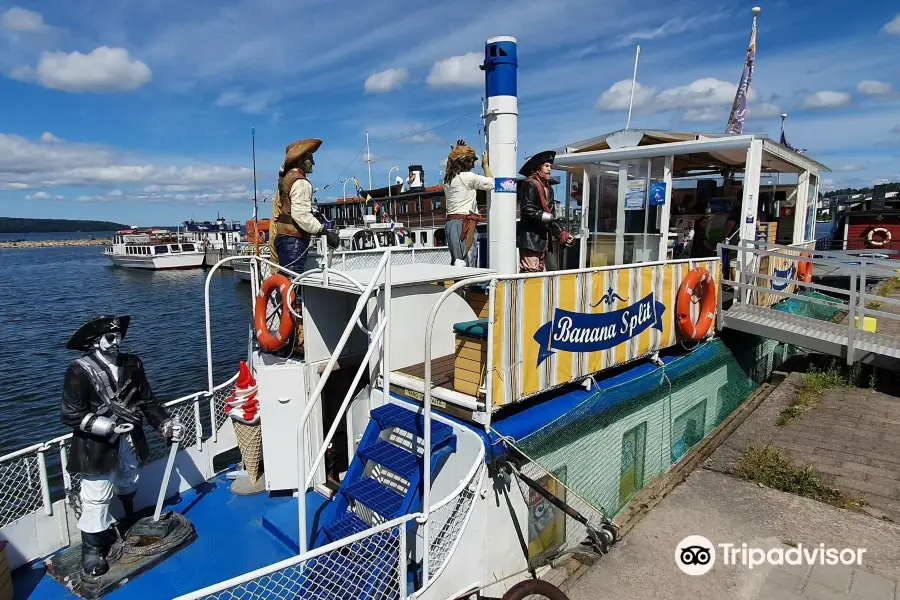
[155, 245, 168, 255]
[671, 399, 707, 463]
[619, 422, 647, 505]
[433, 229, 446, 247]
[419, 232, 426, 245]
[170, 244, 180, 252]
[433, 197, 442, 211]
[182, 243, 195, 251]
[804, 174, 818, 242]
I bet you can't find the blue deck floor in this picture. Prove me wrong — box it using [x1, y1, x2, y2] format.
[15, 473, 330, 599]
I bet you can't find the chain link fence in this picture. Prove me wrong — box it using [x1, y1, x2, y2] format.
[191, 522, 406, 600]
[0, 451, 44, 528]
[425, 463, 483, 580]
[330, 248, 450, 272]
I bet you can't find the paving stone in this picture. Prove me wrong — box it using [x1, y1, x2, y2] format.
[849, 569, 895, 600]
[808, 563, 854, 593]
[771, 561, 811, 590]
[802, 581, 852, 600]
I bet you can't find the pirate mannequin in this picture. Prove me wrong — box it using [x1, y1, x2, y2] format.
[270, 138, 341, 272]
[60, 316, 184, 577]
[443, 139, 493, 267]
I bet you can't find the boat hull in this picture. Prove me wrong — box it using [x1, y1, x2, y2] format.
[104, 252, 206, 270]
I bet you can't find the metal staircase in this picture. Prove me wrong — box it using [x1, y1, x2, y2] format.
[317, 403, 457, 546]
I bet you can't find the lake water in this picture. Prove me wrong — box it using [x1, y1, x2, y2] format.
[0, 245, 250, 455]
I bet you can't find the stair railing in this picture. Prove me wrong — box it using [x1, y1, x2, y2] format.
[295, 248, 394, 553]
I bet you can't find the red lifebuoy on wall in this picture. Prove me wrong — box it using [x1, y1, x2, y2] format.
[254, 274, 295, 352]
[676, 267, 717, 341]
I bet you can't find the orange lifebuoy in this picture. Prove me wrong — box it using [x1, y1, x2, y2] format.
[254, 274, 295, 352]
[676, 267, 717, 341]
[797, 254, 814, 283]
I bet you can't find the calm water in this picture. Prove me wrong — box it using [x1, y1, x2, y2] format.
[0, 231, 116, 242]
[0, 245, 251, 455]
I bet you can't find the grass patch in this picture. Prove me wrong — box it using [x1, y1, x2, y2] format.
[734, 445, 865, 509]
[874, 277, 900, 296]
[777, 364, 848, 425]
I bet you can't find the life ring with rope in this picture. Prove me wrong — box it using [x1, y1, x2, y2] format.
[797, 253, 814, 283]
[867, 227, 891, 248]
[676, 267, 717, 341]
[254, 274, 295, 352]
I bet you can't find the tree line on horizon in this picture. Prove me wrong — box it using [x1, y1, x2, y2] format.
[0, 217, 128, 234]
[823, 182, 900, 198]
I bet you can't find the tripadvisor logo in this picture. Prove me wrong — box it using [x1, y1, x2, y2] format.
[675, 535, 867, 575]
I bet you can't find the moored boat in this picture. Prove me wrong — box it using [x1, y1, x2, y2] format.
[102, 230, 205, 270]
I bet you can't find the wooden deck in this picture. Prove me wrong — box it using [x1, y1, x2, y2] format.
[398, 354, 457, 388]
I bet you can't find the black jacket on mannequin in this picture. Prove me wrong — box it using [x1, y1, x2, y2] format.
[61, 353, 168, 475]
[517, 177, 562, 253]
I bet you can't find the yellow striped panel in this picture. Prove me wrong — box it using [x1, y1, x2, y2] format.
[551, 274, 578, 386]
[587, 270, 608, 375]
[634, 266, 657, 358]
[662, 264, 676, 347]
[613, 267, 633, 366]
[520, 278, 546, 398]
[491, 281, 507, 408]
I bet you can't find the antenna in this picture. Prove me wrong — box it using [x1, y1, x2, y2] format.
[625, 45, 641, 130]
[365, 131, 373, 191]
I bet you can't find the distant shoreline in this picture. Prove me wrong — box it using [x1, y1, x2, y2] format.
[0, 237, 111, 249]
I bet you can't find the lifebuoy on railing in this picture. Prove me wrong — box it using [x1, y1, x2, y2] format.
[253, 274, 294, 352]
[867, 227, 891, 248]
[797, 253, 814, 283]
[676, 267, 717, 341]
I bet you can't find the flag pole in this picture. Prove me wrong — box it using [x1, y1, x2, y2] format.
[780, 112, 787, 139]
[252, 127, 259, 257]
[625, 45, 641, 130]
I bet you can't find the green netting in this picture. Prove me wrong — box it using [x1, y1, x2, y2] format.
[774, 290, 845, 322]
[509, 338, 758, 520]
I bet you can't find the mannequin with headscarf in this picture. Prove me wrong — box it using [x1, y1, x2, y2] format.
[61, 316, 184, 578]
[443, 139, 494, 267]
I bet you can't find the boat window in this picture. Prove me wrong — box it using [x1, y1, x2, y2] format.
[170, 244, 180, 252]
[155, 245, 168, 255]
[433, 197, 442, 211]
[420, 232, 427, 245]
[182, 243, 195, 251]
[671, 399, 707, 463]
[619, 422, 647, 505]
[433, 229, 446, 247]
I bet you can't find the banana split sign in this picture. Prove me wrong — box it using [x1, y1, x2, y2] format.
[533, 289, 666, 366]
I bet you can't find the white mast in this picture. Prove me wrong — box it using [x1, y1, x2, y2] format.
[365, 131, 373, 191]
[625, 45, 641, 130]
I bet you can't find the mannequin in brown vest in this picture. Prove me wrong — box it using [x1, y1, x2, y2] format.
[272, 138, 340, 271]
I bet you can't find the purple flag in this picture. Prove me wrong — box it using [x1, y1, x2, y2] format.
[779, 129, 806, 154]
[725, 21, 757, 135]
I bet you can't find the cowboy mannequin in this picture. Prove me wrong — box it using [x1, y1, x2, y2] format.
[517, 150, 574, 272]
[61, 316, 184, 577]
[443, 139, 493, 267]
[271, 138, 341, 271]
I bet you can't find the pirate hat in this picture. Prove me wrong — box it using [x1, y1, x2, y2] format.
[66, 315, 131, 351]
[283, 138, 323, 170]
[519, 150, 556, 177]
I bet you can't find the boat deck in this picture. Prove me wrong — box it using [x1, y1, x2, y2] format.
[14, 472, 328, 600]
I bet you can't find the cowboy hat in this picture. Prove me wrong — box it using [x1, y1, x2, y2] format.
[66, 315, 131, 351]
[283, 138, 323, 170]
[519, 150, 556, 177]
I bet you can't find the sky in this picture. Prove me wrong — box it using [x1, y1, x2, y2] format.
[0, 0, 898, 226]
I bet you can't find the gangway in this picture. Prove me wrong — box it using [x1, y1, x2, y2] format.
[717, 240, 900, 367]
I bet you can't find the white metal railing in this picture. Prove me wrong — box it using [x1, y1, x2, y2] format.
[719, 240, 900, 364]
[296, 249, 393, 553]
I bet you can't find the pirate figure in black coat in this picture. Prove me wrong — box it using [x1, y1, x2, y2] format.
[60, 316, 184, 577]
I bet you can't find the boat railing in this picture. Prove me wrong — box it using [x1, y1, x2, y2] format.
[0, 373, 239, 569]
[719, 240, 900, 364]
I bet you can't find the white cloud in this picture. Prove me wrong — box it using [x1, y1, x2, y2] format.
[615, 14, 724, 47]
[0, 132, 250, 198]
[24, 191, 50, 200]
[656, 78, 740, 109]
[15, 47, 152, 93]
[595, 80, 655, 111]
[750, 102, 783, 119]
[802, 91, 852, 109]
[364, 68, 408, 93]
[681, 107, 722, 123]
[856, 80, 895, 97]
[426, 53, 482, 88]
[882, 14, 900, 36]
[215, 89, 281, 114]
[891, 125, 900, 134]
[40, 131, 61, 143]
[0, 6, 48, 33]
[834, 164, 863, 172]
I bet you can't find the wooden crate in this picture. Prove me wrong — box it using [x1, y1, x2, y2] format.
[453, 336, 487, 397]
[756, 222, 778, 243]
[465, 291, 490, 319]
[0, 541, 12, 600]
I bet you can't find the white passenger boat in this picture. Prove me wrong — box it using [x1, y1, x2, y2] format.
[102, 230, 205, 270]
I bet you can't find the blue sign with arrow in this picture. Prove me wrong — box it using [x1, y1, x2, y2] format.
[649, 182, 667, 207]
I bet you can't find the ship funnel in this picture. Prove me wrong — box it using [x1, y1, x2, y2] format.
[483, 36, 518, 274]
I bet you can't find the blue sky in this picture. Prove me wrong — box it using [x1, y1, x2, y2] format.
[1, 0, 898, 225]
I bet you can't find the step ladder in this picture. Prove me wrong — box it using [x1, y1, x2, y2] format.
[315, 403, 457, 546]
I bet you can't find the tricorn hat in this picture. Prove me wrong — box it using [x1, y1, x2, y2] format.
[519, 150, 556, 177]
[283, 138, 323, 171]
[66, 315, 131, 351]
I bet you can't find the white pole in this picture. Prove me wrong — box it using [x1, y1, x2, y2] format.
[366, 131, 373, 192]
[780, 113, 787, 139]
[388, 166, 399, 197]
[625, 45, 641, 130]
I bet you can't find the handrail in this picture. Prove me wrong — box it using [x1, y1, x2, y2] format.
[173, 511, 420, 600]
[295, 249, 393, 554]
